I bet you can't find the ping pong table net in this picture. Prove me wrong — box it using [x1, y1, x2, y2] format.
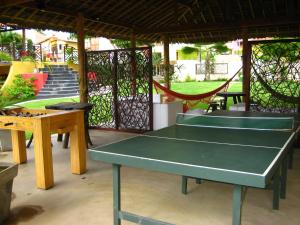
[153, 68, 241, 112]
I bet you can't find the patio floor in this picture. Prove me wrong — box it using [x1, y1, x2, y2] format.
[1, 129, 300, 225]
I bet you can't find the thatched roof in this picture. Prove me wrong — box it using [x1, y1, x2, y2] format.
[0, 0, 299, 43]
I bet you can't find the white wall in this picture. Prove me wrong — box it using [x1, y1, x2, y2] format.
[175, 60, 198, 81]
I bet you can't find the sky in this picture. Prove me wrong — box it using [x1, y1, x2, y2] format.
[16, 29, 71, 43]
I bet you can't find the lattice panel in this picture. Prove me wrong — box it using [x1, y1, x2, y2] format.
[250, 41, 300, 113]
[86, 47, 153, 131]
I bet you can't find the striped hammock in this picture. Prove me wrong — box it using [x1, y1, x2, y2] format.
[153, 68, 241, 112]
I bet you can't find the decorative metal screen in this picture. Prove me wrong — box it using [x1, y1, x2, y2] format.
[86, 47, 153, 132]
[250, 40, 300, 113]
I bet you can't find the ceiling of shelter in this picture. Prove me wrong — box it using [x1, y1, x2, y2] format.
[0, 0, 299, 43]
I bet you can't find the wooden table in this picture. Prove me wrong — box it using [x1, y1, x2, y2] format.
[216, 92, 246, 110]
[0, 108, 86, 190]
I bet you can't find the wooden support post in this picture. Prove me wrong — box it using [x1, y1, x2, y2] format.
[163, 35, 170, 89]
[11, 130, 27, 164]
[33, 118, 53, 189]
[242, 37, 251, 111]
[22, 28, 26, 51]
[131, 34, 137, 96]
[77, 13, 87, 103]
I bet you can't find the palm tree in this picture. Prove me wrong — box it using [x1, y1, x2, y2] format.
[181, 42, 230, 80]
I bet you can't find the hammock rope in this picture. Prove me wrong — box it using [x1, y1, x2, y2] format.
[252, 66, 300, 104]
[153, 67, 242, 112]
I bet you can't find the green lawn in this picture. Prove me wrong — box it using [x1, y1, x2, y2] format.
[169, 81, 242, 110]
[17, 97, 79, 109]
[15, 81, 241, 139]
[171, 81, 242, 94]
[16, 81, 242, 110]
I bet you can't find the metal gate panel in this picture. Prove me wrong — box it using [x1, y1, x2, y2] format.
[86, 47, 153, 132]
[250, 40, 300, 113]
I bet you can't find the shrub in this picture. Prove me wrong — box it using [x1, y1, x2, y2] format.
[0, 52, 12, 62]
[184, 74, 195, 82]
[5, 74, 36, 100]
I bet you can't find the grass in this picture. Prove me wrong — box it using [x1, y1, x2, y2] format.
[171, 81, 242, 94]
[16, 81, 242, 111]
[17, 97, 79, 109]
[169, 81, 242, 110]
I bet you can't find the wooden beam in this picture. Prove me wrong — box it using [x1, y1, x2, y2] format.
[22, 28, 25, 51]
[236, 0, 245, 19]
[163, 35, 170, 89]
[143, 16, 300, 34]
[131, 33, 137, 96]
[242, 37, 251, 111]
[77, 13, 87, 103]
[248, 0, 255, 18]
[0, 0, 33, 8]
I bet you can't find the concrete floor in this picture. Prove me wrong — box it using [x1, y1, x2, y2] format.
[1, 129, 300, 225]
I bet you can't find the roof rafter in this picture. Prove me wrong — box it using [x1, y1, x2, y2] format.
[0, 0, 34, 9]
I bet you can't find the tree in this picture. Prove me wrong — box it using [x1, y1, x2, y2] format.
[0, 31, 35, 59]
[110, 39, 152, 48]
[0, 31, 23, 50]
[181, 42, 230, 80]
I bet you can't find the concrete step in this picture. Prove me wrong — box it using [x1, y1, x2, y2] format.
[39, 89, 79, 95]
[45, 80, 79, 84]
[44, 83, 79, 87]
[40, 67, 69, 72]
[37, 65, 80, 99]
[41, 86, 79, 91]
[47, 76, 77, 81]
[46, 72, 76, 76]
[36, 93, 79, 99]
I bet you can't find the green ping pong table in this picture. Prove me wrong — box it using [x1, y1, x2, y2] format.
[89, 113, 296, 225]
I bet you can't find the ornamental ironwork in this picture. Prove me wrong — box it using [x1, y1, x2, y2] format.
[250, 40, 300, 113]
[86, 47, 153, 132]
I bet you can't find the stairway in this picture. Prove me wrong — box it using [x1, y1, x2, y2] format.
[36, 65, 79, 99]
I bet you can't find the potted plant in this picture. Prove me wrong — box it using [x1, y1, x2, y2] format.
[0, 163, 18, 224]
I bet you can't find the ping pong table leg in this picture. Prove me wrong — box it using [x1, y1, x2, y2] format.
[113, 164, 121, 225]
[195, 178, 202, 184]
[232, 185, 243, 225]
[273, 169, 280, 210]
[280, 157, 288, 199]
[181, 176, 188, 194]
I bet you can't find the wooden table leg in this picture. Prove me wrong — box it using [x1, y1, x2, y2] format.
[11, 130, 27, 164]
[33, 118, 54, 189]
[69, 111, 86, 174]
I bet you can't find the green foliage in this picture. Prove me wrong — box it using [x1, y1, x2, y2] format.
[177, 49, 198, 60]
[152, 52, 162, 66]
[184, 74, 196, 82]
[212, 42, 230, 54]
[111, 39, 153, 48]
[20, 55, 35, 62]
[0, 95, 16, 109]
[181, 46, 198, 55]
[0, 52, 12, 61]
[0, 31, 22, 44]
[5, 74, 36, 100]
[255, 41, 300, 63]
[111, 39, 131, 48]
